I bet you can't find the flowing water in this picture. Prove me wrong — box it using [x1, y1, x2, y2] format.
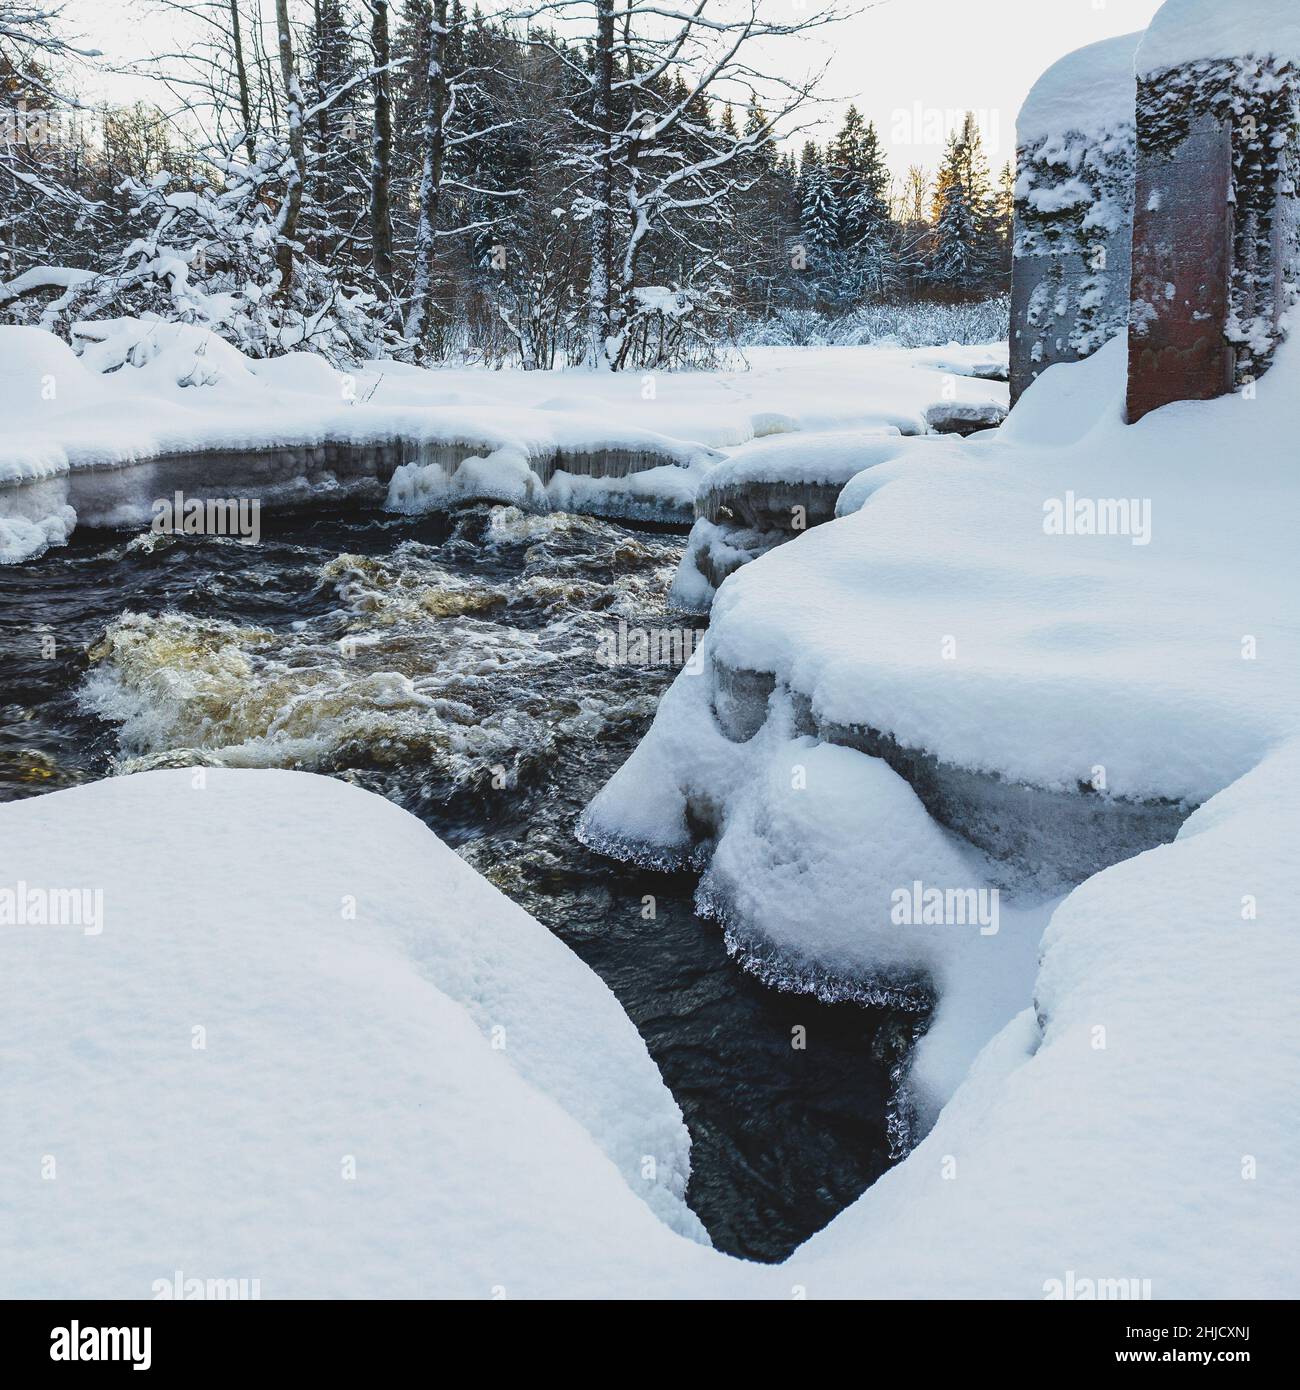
[0, 501, 923, 1261]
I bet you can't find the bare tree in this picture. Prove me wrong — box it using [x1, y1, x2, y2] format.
[365, 0, 394, 287]
[405, 0, 448, 343]
[228, 0, 257, 160]
[522, 0, 847, 369]
[273, 0, 307, 294]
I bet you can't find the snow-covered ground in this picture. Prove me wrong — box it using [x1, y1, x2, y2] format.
[583, 328, 1300, 1130]
[0, 320, 1007, 562]
[3, 750, 1295, 1298]
[0, 770, 719, 1298]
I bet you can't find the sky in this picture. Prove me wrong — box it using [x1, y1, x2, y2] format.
[780, 0, 1165, 175]
[59, 0, 1167, 183]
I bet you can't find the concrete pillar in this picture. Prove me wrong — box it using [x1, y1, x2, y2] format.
[1010, 34, 1140, 405]
[1127, 4, 1300, 421]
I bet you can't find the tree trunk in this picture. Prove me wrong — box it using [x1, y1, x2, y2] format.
[229, 0, 256, 163]
[405, 0, 448, 346]
[586, 0, 616, 369]
[369, 0, 394, 289]
[273, 0, 306, 297]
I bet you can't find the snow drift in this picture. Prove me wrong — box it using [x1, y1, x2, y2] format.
[0, 769, 710, 1297]
[3, 751, 1296, 1298]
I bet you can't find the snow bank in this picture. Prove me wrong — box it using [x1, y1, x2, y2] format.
[584, 331, 1300, 1129]
[0, 324, 1008, 555]
[786, 737, 1300, 1298]
[1137, 0, 1300, 74]
[705, 336, 1298, 806]
[6, 758, 1295, 1299]
[0, 769, 716, 1297]
[1017, 33, 1141, 143]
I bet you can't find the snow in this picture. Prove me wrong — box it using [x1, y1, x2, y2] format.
[1137, 0, 1300, 75]
[5, 744, 1295, 1298]
[784, 736, 1300, 1298]
[0, 769, 714, 1298]
[702, 431, 904, 493]
[669, 336, 1299, 807]
[583, 330, 1300, 1132]
[0, 324, 1007, 560]
[898, 341, 1008, 381]
[5, 339, 1299, 1300]
[1017, 33, 1141, 144]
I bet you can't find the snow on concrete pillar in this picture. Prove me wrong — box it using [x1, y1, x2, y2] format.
[1010, 34, 1139, 405]
[1127, 0, 1300, 422]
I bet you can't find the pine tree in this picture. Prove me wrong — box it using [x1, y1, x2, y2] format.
[302, 1, 368, 274]
[799, 144, 838, 267]
[993, 159, 1015, 276]
[926, 112, 996, 296]
[845, 119, 891, 247]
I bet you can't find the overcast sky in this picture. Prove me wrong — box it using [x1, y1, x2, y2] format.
[61, 0, 1165, 183]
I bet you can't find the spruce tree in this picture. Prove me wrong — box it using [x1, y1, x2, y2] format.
[799, 144, 838, 269]
[926, 112, 996, 295]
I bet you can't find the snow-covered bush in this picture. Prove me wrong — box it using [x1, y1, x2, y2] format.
[10, 138, 405, 368]
[737, 296, 1010, 349]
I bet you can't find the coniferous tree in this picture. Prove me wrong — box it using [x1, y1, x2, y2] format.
[799, 145, 838, 274]
[925, 111, 997, 297]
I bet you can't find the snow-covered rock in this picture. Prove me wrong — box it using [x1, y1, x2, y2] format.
[0, 769, 712, 1297]
[672, 425, 996, 612]
[582, 331, 1300, 1125]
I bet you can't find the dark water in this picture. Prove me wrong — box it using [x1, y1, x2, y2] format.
[0, 503, 922, 1261]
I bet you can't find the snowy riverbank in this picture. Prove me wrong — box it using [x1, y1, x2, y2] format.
[583, 331, 1300, 1124]
[2, 755, 1295, 1298]
[0, 321, 1007, 562]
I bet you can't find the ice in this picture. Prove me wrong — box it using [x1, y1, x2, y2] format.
[0, 501, 76, 564]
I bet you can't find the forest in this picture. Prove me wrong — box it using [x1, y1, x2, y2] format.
[1, 0, 1012, 369]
